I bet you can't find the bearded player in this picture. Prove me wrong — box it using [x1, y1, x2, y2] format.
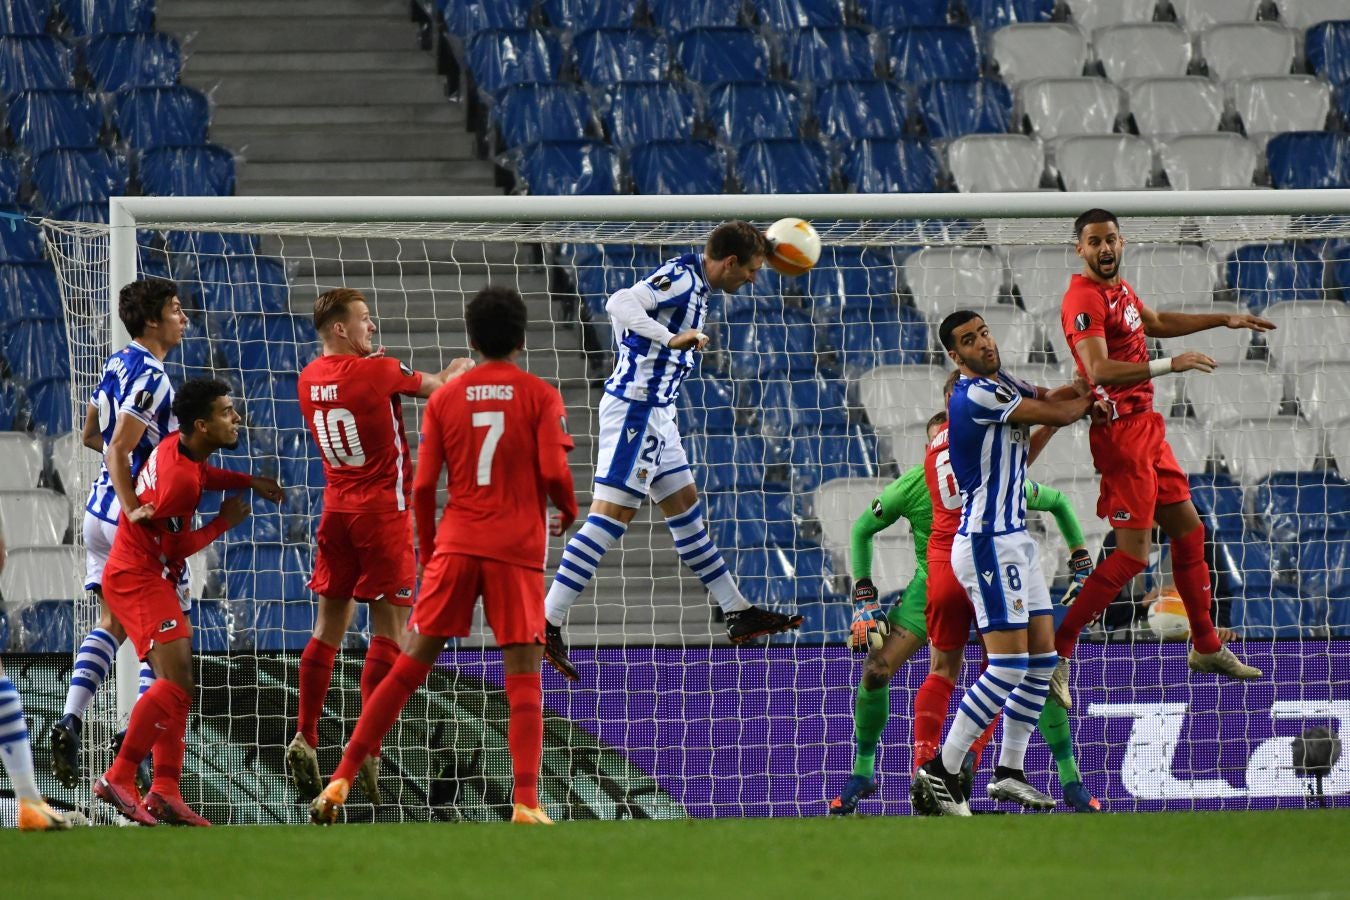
[1049, 209, 1275, 707]
[93, 379, 282, 826]
[311, 286, 576, 826]
[288, 288, 473, 803]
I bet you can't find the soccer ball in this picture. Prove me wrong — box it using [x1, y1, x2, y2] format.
[1147, 589, 1191, 640]
[765, 217, 821, 277]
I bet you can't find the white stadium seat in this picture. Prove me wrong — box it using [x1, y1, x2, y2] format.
[0, 546, 83, 611]
[976, 304, 1041, 368]
[1127, 77, 1225, 137]
[1183, 366, 1283, 424]
[1152, 299, 1254, 364]
[1298, 363, 1350, 426]
[1263, 301, 1350, 373]
[1094, 23, 1193, 82]
[990, 24, 1088, 84]
[1214, 418, 1320, 482]
[1055, 134, 1153, 191]
[1171, 0, 1262, 33]
[1273, 0, 1350, 31]
[901, 247, 1004, 321]
[1331, 423, 1350, 474]
[50, 430, 91, 497]
[1041, 477, 1110, 550]
[1019, 78, 1124, 140]
[857, 365, 948, 432]
[1030, 421, 1095, 482]
[1009, 245, 1080, 318]
[0, 489, 70, 547]
[1121, 243, 1216, 309]
[1042, 308, 1076, 370]
[1064, 0, 1160, 34]
[1199, 24, 1295, 81]
[1165, 417, 1217, 473]
[1156, 134, 1258, 189]
[947, 135, 1045, 193]
[0, 433, 43, 490]
[814, 477, 920, 589]
[1230, 76, 1332, 143]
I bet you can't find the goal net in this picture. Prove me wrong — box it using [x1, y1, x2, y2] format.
[36, 192, 1350, 823]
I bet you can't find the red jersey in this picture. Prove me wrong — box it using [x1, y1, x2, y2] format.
[298, 354, 423, 514]
[923, 425, 963, 560]
[106, 434, 252, 583]
[1061, 273, 1153, 419]
[412, 361, 577, 570]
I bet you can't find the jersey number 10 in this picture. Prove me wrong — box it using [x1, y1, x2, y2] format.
[312, 408, 367, 467]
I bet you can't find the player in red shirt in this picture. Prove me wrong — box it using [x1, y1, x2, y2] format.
[1051, 208, 1275, 704]
[93, 379, 282, 825]
[289, 288, 472, 803]
[310, 286, 577, 827]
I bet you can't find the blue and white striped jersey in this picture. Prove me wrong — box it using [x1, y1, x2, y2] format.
[85, 341, 177, 524]
[604, 253, 709, 407]
[948, 371, 1038, 536]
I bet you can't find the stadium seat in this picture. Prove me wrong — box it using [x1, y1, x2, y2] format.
[114, 85, 211, 150]
[734, 139, 833, 194]
[138, 144, 235, 196]
[1, 546, 80, 619]
[974, 304, 1041, 368]
[1025, 414, 1094, 481]
[466, 29, 562, 95]
[812, 473, 890, 548]
[805, 246, 899, 319]
[0, 433, 41, 490]
[841, 138, 941, 194]
[0, 0, 50, 34]
[57, 0, 153, 35]
[18, 600, 73, 651]
[5, 317, 69, 381]
[707, 81, 805, 144]
[1266, 131, 1350, 189]
[789, 428, 879, 494]
[0, 35, 72, 93]
[1170, 0, 1262, 33]
[190, 600, 231, 652]
[29, 147, 127, 211]
[82, 32, 181, 92]
[1126, 243, 1216, 309]
[1229, 593, 1310, 639]
[1063, 0, 1159, 33]
[514, 140, 619, 195]
[0, 156, 26, 205]
[648, 0, 740, 30]
[1231, 76, 1332, 143]
[1198, 24, 1295, 81]
[829, 309, 928, 372]
[1008, 246, 1078, 318]
[1254, 472, 1350, 543]
[630, 139, 727, 194]
[540, 0, 635, 29]
[0, 262, 61, 319]
[1264, 300, 1350, 372]
[1214, 418, 1320, 483]
[916, 78, 1013, 139]
[1054, 134, 1153, 191]
[750, 0, 846, 28]
[675, 28, 772, 85]
[1224, 243, 1325, 311]
[6, 89, 103, 154]
[193, 256, 290, 315]
[759, 375, 849, 436]
[857, 0, 947, 28]
[1156, 134, 1258, 189]
[1019, 78, 1124, 140]
[24, 375, 72, 433]
[1188, 472, 1245, 536]
[1306, 20, 1350, 85]
[1126, 78, 1224, 137]
[250, 598, 318, 652]
[1164, 416, 1215, 471]
[493, 82, 594, 152]
[1160, 306, 1255, 365]
[1094, 24, 1192, 81]
[902, 247, 1005, 321]
[441, 0, 532, 34]
[990, 24, 1088, 84]
[676, 375, 737, 434]
[232, 316, 307, 375]
[887, 27, 981, 83]
[814, 79, 910, 143]
[856, 364, 947, 432]
[946, 134, 1044, 192]
[1183, 366, 1283, 424]
[597, 82, 697, 149]
[724, 308, 816, 377]
[1274, 0, 1350, 30]
[707, 489, 797, 550]
[735, 546, 842, 607]
[966, 0, 1056, 32]
[1298, 363, 1350, 426]
[164, 230, 259, 258]
[0, 489, 68, 546]
[572, 28, 669, 85]
[783, 26, 877, 82]
[688, 433, 773, 492]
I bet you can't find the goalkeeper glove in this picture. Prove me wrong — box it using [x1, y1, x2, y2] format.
[849, 578, 890, 653]
[1061, 549, 1095, 607]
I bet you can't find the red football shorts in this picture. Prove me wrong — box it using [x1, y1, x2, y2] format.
[102, 563, 191, 660]
[1089, 411, 1191, 530]
[310, 509, 416, 606]
[925, 551, 973, 653]
[410, 552, 545, 647]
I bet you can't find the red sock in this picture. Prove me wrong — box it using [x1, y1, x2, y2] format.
[361, 636, 402, 757]
[298, 638, 339, 749]
[505, 672, 543, 808]
[1171, 526, 1221, 654]
[332, 653, 431, 785]
[1055, 549, 1147, 658]
[970, 715, 999, 771]
[913, 674, 954, 772]
[107, 680, 187, 788]
[148, 682, 192, 796]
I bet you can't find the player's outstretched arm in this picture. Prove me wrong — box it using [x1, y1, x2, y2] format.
[850, 476, 910, 582]
[1073, 334, 1218, 386]
[81, 403, 102, 451]
[411, 398, 448, 563]
[1142, 306, 1276, 340]
[1006, 391, 1093, 427]
[415, 357, 475, 398]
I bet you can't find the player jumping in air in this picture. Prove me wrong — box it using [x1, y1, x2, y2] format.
[914, 311, 1095, 816]
[51, 278, 188, 793]
[543, 222, 801, 681]
[289, 288, 473, 803]
[93, 379, 282, 826]
[310, 286, 577, 826]
[1049, 209, 1275, 707]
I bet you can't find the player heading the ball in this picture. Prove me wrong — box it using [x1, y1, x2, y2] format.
[288, 288, 474, 804]
[542, 220, 802, 682]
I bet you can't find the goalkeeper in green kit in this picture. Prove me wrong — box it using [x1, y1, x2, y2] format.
[829, 408, 1100, 815]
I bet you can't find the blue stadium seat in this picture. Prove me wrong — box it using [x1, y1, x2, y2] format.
[708, 81, 804, 144]
[137, 144, 235, 196]
[440, 0, 532, 34]
[50, 202, 107, 222]
[735, 138, 833, 193]
[193, 255, 290, 314]
[0, 379, 18, 429]
[708, 489, 798, 549]
[0, 262, 61, 319]
[164, 230, 259, 258]
[806, 246, 900, 318]
[20, 600, 72, 652]
[6, 317, 69, 381]
[232, 316, 307, 374]
[1230, 596, 1314, 638]
[841, 138, 941, 193]
[494, 83, 593, 152]
[858, 0, 949, 28]
[1253, 472, 1350, 542]
[888, 27, 981, 83]
[783, 27, 877, 82]
[1298, 534, 1350, 606]
[688, 432, 773, 492]
[725, 308, 816, 378]
[278, 431, 326, 494]
[751, 0, 846, 29]
[25, 375, 72, 432]
[179, 332, 212, 370]
[250, 600, 317, 651]
[0, 214, 44, 262]
[812, 79, 909, 143]
[676, 374, 737, 434]
[1188, 473, 1246, 539]
[759, 375, 848, 435]
[30, 147, 127, 210]
[0, 35, 72, 93]
[648, 0, 741, 31]
[541, 0, 635, 28]
[0, 157, 22, 203]
[0, 0, 51, 34]
[774, 599, 852, 642]
[466, 29, 562, 95]
[964, 0, 1055, 32]
[515, 140, 619, 195]
[598, 81, 700, 148]
[572, 28, 669, 85]
[1267, 132, 1350, 190]
[190, 600, 231, 652]
[114, 85, 210, 149]
[675, 27, 772, 85]
[224, 543, 312, 603]
[630, 139, 727, 194]
[789, 427, 879, 493]
[831, 308, 929, 371]
[57, 0, 154, 35]
[917, 78, 1013, 138]
[83, 32, 181, 91]
[1224, 243, 1325, 311]
[1307, 20, 1350, 86]
[735, 546, 843, 606]
[6, 89, 102, 154]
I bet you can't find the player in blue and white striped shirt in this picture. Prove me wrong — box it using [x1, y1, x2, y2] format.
[543, 222, 802, 680]
[914, 310, 1095, 816]
[49, 279, 188, 791]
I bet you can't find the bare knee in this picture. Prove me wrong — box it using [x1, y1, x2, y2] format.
[930, 650, 962, 681]
[368, 600, 409, 641]
[313, 595, 354, 646]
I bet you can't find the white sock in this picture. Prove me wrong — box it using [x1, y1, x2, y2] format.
[62, 626, 119, 720]
[0, 676, 41, 802]
[666, 502, 751, 614]
[545, 513, 628, 626]
[997, 651, 1057, 772]
[138, 661, 155, 698]
[939, 653, 1029, 774]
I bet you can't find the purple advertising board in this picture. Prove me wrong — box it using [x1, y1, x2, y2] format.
[442, 639, 1350, 816]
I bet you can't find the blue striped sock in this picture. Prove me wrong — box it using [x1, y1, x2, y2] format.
[0, 676, 40, 802]
[62, 627, 119, 719]
[998, 651, 1057, 771]
[138, 662, 155, 697]
[939, 653, 1029, 774]
[666, 502, 749, 614]
[545, 513, 628, 626]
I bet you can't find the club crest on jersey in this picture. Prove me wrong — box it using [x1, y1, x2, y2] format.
[1013, 598, 1024, 613]
[1123, 304, 1142, 332]
[871, 498, 885, 519]
[158, 618, 178, 633]
[636, 468, 649, 483]
[1074, 312, 1091, 332]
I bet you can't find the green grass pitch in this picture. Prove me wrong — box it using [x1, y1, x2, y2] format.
[3, 810, 1347, 898]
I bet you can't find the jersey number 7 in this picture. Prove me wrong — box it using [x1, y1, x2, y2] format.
[472, 411, 504, 486]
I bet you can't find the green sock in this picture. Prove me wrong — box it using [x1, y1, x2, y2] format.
[852, 682, 889, 779]
[1036, 700, 1081, 787]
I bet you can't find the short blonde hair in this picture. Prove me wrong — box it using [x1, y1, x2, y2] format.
[313, 288, 366, 333]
